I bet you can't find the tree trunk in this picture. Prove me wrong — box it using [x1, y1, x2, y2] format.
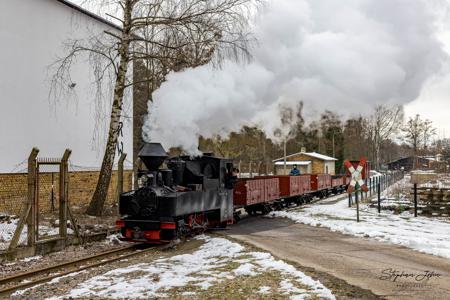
[86, 1, 133, 216]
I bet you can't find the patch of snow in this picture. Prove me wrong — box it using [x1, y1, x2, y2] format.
[280, 279, 308, 295]
[250, 252, 333, 299]
[272, 186, 450, 259]
[257, 286, 271, 294]
[47, 271, 87, 284]
[1, 216, 73, 250]
[106, 233, 125, 245]
[181, 291, 196, 296]
[51, 236, 334, 299]
[233, 263, 257, 276]
[21, 255, 42, 262]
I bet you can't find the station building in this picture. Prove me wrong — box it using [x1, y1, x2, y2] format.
[273, 148, 337, 175]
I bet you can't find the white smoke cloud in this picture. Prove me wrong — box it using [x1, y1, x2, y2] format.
[143, 0, 446, 153]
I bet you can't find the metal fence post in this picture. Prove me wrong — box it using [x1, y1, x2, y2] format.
[377, 181, 381, 213]
[414, 183, 418, 217]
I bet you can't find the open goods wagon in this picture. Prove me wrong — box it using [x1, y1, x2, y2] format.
[233, 177, 279, 214]
[309, 174, 332, 198]
[255, 175, 313, 205]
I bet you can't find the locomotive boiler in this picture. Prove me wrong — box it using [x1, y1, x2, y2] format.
[117, 143, 235, 243]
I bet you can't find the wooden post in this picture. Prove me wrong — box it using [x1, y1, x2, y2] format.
[117, 153, 127, 202]
[59, 149, 71, 239]
[28, 148, 39, 246]
[414, 183, 418, 217]
[9, 148, 39, 249]
[377, 181, 381, 213]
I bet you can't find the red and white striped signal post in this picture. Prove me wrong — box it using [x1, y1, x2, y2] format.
[344, 157, 369, 193]
[344, 157, 368, 222]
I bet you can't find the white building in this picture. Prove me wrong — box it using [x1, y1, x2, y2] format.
[0, 0, 132, 172]
[273, 148, 337, 175]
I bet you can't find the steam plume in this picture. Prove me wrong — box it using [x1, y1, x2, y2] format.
[143, 0, 445, 154]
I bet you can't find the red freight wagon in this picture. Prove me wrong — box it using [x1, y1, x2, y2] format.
[233, 178, 264, 206]
[299, 175, 312, 194]
[258, 176, 292, 197]
[331, 176, 344, 187]
[310, 174, 332, 191]
[233, 178, 279, 207]
[256, 175, 310, 198]
[264, 177, 279, 202]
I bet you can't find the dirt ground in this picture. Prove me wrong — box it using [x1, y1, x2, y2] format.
[5, 237, 335, 300]
[223, 216, 450, 300]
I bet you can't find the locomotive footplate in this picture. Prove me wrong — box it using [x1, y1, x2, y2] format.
[117, 219, 177, 242]
[122, 219, 161, 231]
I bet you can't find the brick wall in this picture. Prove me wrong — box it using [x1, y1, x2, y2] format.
[0, 170, 133, 215]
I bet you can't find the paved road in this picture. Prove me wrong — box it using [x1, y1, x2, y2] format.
[225, 216, 450, 300]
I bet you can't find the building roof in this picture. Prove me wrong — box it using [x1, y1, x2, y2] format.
[386, 156, 430, 165]
[273, 151, 337, 162]
[274, 161, 311, 166]
[56, 0, 122, 31]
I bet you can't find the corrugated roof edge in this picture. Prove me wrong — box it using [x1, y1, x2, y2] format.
[272, 152, 337, 162]
[56, 0, 122, 31]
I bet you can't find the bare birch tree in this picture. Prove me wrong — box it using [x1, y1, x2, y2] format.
[422, 119, 437, 152]
[365, 105, 404, 169]
[403, 114, 436, 155]
[52, 0, 257, 215]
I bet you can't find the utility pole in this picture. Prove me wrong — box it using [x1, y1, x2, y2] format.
[332, 132, 335, 158]
[262, 132, 267, 175]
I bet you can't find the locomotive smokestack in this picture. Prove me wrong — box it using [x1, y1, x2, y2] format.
[138, 143, 168, 171]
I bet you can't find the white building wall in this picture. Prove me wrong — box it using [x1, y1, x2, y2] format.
[0, 0, 132, 172]
[324, 161, 336, 175]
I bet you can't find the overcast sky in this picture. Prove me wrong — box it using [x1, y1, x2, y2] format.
[74, 0, 450, 143]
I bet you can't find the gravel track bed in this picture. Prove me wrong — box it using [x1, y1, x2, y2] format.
[0, 235, 125, 279]
[8, 240, 201, 300]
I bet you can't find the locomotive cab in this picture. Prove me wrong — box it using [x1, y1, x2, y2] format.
[117, 143, 234, 243]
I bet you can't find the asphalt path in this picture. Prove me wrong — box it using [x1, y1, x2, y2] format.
[224, 215, 450, 300]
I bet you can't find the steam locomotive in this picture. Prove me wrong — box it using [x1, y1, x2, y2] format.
[116, 143, 350, 243]
[117, 143, 235, 243]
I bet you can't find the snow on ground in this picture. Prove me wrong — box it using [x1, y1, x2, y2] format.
[48, 236, 335, 300]
[0, 217, 73, 250]
[272, 187, 450, 259]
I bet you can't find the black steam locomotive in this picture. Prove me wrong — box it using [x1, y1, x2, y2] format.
[117, 143, 235, 243]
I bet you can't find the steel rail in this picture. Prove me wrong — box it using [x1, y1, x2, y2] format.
[0, 243, 160, 297]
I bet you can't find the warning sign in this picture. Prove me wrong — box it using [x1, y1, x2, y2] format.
[344, 157, 369, 193]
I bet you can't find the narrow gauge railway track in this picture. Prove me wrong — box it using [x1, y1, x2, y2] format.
[0, 243, 165, 297]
